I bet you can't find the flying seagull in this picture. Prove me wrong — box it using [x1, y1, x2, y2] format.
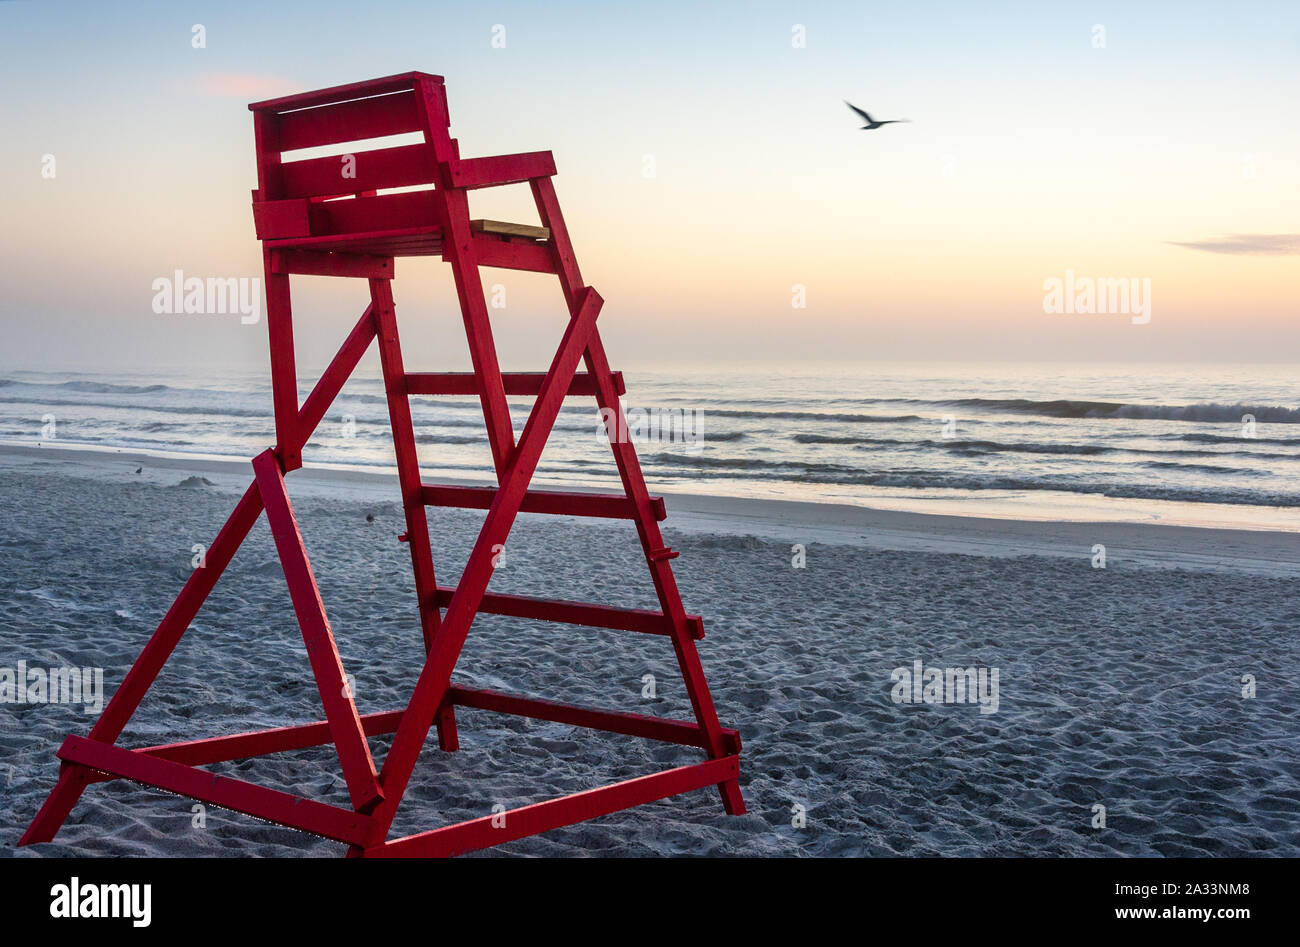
[845, 101, 910, 130]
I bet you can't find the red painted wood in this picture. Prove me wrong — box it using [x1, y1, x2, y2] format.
[421, 483, 662, 521]
[17, 766, 95, 845]
[263, 247, 301, 470]
[471, 232, 556, 273]
[86, 483, 266, 746]
[24, 73, 745, 855]
[271, 251, 394, 279]
[583, 331, 746, 816]
[371, 279, 442, 655]
[368, 756, 739, 857]
[252, 198, 311, 239]
[307, 190, 443, 238]
[405, 370, 624, 397]
[252, 110, 285, 202]
[532, 177, 745, 815]
[249, 72, 443, 113]
[411, 74, 455, 163]
[125, 711, 405, 770]
[58, 737, 372, 846]
[265, 227, 443, 256]
[275, 90, 423, 152]
[430, 586, 702, 639]
[433, 187, 517, 477]
[252, 450, 383, 813]
[450, 150, 556, 189]
[371, 288, 605, 842]
[280, 143, 435, 198]
[448, 686, 741, 754]
[531, 176, 584, 302]
[435, 702, 459, 753]
[71, 331, 365, 756]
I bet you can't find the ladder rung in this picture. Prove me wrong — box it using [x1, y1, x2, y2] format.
[405, 371, 624, 397]
[422, 484, 665, 522]
[431, 587, 704, 640]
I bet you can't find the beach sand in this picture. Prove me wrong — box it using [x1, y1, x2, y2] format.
[1, 443, 1297, 857]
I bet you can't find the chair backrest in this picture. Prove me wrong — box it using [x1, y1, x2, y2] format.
[249, 72, 454, 245]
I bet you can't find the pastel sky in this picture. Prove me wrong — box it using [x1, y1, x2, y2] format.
[1, 0, 1297, 371]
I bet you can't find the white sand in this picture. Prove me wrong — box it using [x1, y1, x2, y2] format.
[1, 442, 1297, 857]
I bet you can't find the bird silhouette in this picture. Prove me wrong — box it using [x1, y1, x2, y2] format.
[845, 101, 910, 130]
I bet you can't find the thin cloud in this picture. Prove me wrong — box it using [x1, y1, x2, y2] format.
[1167, 234, 1300, 255]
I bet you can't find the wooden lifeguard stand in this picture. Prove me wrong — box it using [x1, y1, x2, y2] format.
[20, 72, 745, 857]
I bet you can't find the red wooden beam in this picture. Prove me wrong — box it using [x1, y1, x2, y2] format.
[405, 371, 624, 397]
[372, 278, 443, 655]
[433, 190, 517, 477]
[18, 766, 95, 846]
[372, 288, 606, 841]
[271, 250, 394, 279]
[530, 176, 584, 302]
[21, 300, 384, 846]
[58, 737, 372, 846]
[253, 199, 311, 240]
[252, 450, 383, 813]
[263, 248, 301, 469]
[266, 227, 443, 256]
[279, 143, 435, 199]
[449, 151, 557, 189]
[293, 305, 377, 452]
[448, 686, 740, 754]
[421, 483, 663, 521]
[274, 91, 423, 151]
[307, 190, 443, 238]
[532, 174, 746, 816]
[471, 232, 555, 273]
[249, 72, 442, 113]
[368, 756, 739, 857]
[430, 586, 703, 640]
[81, 711, 407, 779]
[77, 682, 739, 779]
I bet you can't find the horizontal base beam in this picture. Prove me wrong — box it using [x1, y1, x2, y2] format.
[52, 687, 740, 854]
[58, 736, 372, 846]
[431, 587, 704, 639]
[422, 483, 664, 521]
[448, 685, 741, 755]
[79, 710, 408, 776]
[405, 371, 625, 397]
[77, 688, 737, 774]
[367, 755, 740, 857]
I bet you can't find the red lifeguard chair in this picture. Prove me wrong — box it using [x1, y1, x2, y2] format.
[20, 72, 745, 856]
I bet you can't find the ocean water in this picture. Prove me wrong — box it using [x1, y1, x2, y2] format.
[2, 362, 1298, 529]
